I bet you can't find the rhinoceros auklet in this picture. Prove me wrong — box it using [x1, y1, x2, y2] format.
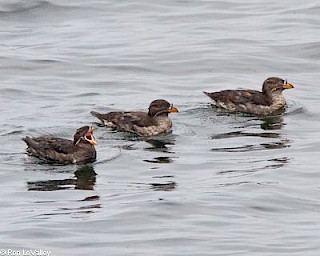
[203, 77, 294, 116]
[22, 126, 97, 164]
[91, 99, 178, 136]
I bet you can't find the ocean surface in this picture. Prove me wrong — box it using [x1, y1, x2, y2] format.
[1, 0, 320, 255]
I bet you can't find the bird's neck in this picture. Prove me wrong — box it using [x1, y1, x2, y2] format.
[265, 91, 286, 106]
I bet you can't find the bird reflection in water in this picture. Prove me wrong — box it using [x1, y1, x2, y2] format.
[211, 112, 291, 152]
[144, 156, 173, 164]
[145, 136, 176, 153]
[74, 165, 97, 190]
[210, 111, 292, 176]
[260, 114, 284, 130]
[27, 165, 97, 191]
[149, 175, 176, 191]
[150, 181, 176, 191]
[143, 136, 176, 163]
[217, 157, 290, 177]
[129, 176, 176, 192]
[211, 138, 290, 152]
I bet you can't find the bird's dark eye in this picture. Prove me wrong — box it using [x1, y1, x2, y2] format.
[284, 79, 287, 84]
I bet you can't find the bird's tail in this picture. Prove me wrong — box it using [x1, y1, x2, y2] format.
[203, 91, 212, 97]
[90, 111, 106, 121]
[22, 136, 38, 149]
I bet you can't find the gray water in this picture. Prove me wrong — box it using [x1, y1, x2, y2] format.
[1, 0, 320, 255]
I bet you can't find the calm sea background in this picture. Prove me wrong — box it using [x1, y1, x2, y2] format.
[1, 0, 320, 255]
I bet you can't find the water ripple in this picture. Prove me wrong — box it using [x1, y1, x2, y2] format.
[211, 139, 290, 152]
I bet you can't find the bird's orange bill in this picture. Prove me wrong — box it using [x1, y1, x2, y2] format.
[168, 106, 179, 113]
[85, 127, 97, 145]
[283, 83, 294, 89]
[89, 127, 97, 133]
